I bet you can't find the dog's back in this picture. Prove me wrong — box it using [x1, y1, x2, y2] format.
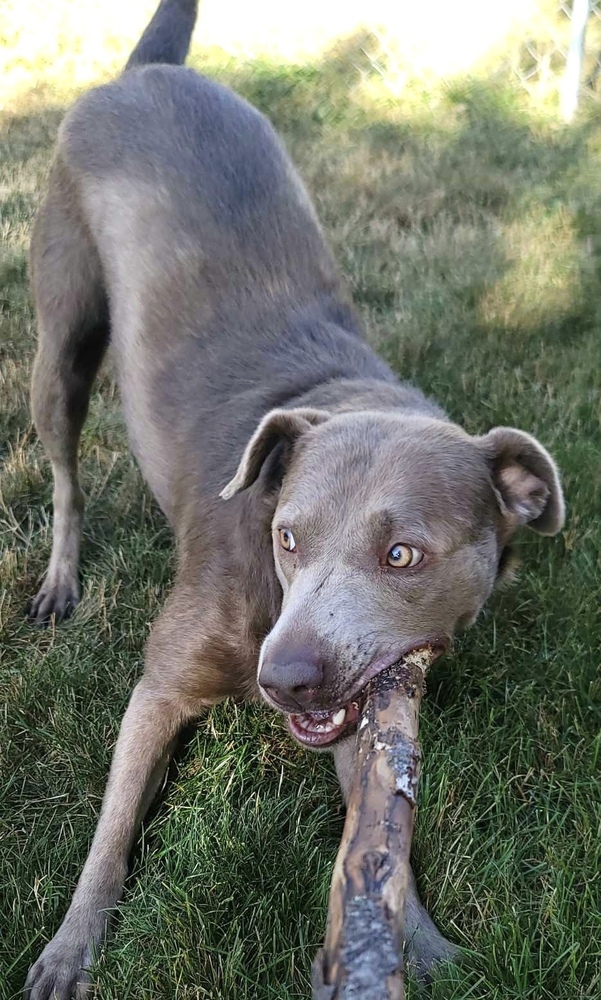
[60, 64, 337, 324]
[51, 10, 393, 516]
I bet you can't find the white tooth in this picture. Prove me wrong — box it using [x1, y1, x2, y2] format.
[332, 709, 346, 727]
[322, 722, 335, 732]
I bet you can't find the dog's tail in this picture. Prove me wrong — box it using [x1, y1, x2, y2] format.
[125, 0, 199, 70]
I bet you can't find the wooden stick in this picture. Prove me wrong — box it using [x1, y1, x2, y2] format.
[312, 646, 437, 1000]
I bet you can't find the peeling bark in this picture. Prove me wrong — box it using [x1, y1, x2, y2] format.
[312, 647, 436, 1000]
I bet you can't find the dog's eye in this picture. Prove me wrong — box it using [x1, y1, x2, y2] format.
[386, 544, 423, 568]
[279, 528, 296, 552]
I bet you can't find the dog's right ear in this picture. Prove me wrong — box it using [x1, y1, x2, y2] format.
[220, 407, 331, 499]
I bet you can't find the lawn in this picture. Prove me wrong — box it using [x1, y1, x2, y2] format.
[1, 8, 601, 1000]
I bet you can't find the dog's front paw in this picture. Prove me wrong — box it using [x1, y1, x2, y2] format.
[27, 572, 80, 625]
[24, 933, 93, 1000]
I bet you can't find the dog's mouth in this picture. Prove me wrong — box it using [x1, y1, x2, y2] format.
[288, 700, 362, 747]
[285, 640, 447, 748]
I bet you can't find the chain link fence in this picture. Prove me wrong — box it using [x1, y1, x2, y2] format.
[509, 1, 601, 109]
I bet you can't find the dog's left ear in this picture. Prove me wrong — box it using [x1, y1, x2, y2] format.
[220, 407, 331, 499]
[477, 427, 565, 535]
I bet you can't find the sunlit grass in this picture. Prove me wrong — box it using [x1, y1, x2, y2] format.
[1, 3, 601, 999]
[3, 0, 601, 112]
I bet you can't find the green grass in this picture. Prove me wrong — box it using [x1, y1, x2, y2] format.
[2, 26, 601, 1000]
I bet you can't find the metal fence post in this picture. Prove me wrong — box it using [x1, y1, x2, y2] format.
[561, 0, 591, 120]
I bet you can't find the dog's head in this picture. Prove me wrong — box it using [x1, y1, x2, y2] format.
[221, 407, 564, 748]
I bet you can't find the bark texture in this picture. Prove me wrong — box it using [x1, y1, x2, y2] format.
[312, 646, 436, 1000]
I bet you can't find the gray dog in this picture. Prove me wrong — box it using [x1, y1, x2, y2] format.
[24, 1, 565, 996]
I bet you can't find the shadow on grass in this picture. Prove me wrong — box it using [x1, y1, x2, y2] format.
[2, 32, 601, 1000]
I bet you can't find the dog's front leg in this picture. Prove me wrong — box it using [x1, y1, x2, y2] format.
[24, 678, 194, 1000]
[331, 736, 459, 978]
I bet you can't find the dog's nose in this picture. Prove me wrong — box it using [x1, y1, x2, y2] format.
[259, 644, 324, 709]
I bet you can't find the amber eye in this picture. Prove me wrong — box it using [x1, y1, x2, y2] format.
[386, 544, 423, 568]
[279, 528, 296, 552]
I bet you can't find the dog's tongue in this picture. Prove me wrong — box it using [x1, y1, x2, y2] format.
[289, 701, 361, 747]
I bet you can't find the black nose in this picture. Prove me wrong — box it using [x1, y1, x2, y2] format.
[259, 643, 324, 710]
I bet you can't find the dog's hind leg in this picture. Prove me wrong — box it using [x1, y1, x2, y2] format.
[28, 156, 109, 623]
